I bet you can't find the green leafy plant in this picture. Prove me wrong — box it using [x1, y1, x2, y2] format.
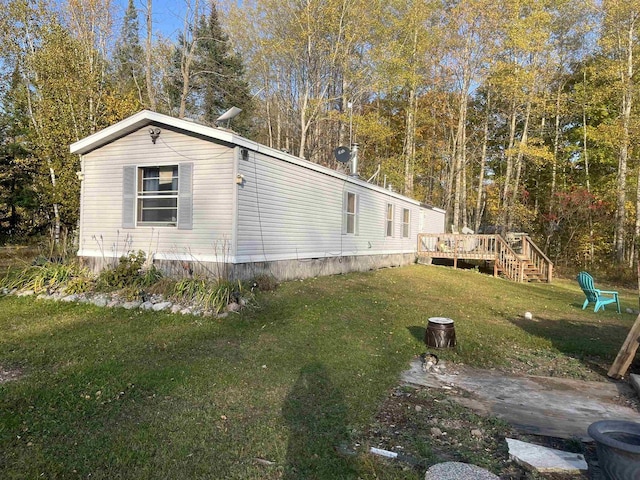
[0, 261, 91, 293]
[97, 251, 162, 291]
[172, 277, 248, 313]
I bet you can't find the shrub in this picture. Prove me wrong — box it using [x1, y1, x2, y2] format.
[97, 251, 162, 291]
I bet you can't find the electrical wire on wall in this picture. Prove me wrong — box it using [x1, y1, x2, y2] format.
[158, 137, 230, 162]
[250, 149, 270, 266]
[250, 148, 356, 267]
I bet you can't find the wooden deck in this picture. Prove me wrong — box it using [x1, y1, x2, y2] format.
[417, 233, 553, 283]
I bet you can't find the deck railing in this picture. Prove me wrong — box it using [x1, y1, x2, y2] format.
[417, 233, 553, 283]
[521, 235, 553, 283]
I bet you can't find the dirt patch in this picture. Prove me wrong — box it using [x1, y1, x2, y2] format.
[361, 384, 592, 479]
[0, 365, 24, 383]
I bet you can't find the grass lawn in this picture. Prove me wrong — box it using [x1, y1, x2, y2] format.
[0, 264, 637, 479]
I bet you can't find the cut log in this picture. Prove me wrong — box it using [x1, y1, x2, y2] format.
[608, 313, 640, 379]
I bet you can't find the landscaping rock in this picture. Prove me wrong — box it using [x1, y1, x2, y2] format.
[425, 462, 499, 480]
[106, 298, 121, 308]
[430, 427, 443, 438]
[140, 301, 154, 310]
[216, 312, 229, 319]
[170, 304, 183, 314]
[123, 300, 142, 310]
[180, 307, 193, 315]
[1, 287, 9, 295]
[37, 293, 51, 300]
[17, 290, 35, 297]
[506, 438, 588, 474]
[149, 294, 164, 304]
[152, 301, 172, 311]
[91, 295, 109, 308]
[61, 294, 79, 302]
[227, 302, 241, 313]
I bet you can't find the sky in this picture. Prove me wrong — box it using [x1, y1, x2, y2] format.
[111, 0, 183, 39]
[112, 0, 230, 41]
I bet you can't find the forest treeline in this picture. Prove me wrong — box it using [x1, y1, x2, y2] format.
[1, 0, 639, 275]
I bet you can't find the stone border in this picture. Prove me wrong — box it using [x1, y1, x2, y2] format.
[1, 287, 249, 318]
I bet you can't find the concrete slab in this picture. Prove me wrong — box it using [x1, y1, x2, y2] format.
[424, 462, 499, 480]
[506, 438, 588, 473]
[402, 359, 640, 440]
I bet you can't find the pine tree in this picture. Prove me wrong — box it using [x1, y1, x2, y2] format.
[113, 0, 145, 106]
[192, 3, 252, 134]
[0, 68, 39, 238]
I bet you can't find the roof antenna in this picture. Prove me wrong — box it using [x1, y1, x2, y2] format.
[215, 106, 242, 129]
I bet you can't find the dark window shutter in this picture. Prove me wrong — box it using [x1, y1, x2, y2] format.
[122, 166, 136, 228]
[178, 163, 193, 230]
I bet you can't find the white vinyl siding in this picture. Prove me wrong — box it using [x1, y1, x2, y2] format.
[236, 150, 433, 262]
[78, 118, 446, 266]
[79, 126, 233, 259]
[386, 203, 394, 237]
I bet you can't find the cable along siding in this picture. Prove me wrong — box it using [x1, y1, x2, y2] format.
[236, 150, 426, 262]
[79, 126, 234, 258]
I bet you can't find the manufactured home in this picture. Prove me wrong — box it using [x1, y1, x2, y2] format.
[70, 110, 445, 281]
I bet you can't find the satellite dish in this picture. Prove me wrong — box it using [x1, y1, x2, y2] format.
[334, 145, 351, 163]
[216, 106, 242, 124]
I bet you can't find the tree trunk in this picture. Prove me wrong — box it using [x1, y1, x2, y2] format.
[403, 84, 416, 195]
[615, 21, 634, 263]
[501, 99, 518, 229]
[145, 0, 156, 110]
[474, 91, 491, 232]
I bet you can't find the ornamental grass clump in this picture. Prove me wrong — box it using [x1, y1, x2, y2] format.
[1, 261, 92, 294]
[172, 277, 247, 313]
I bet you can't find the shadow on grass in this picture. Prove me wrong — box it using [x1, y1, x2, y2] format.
[407, 326, 426, 344]
[282, 362, 356, 480]
[509, 315, 631, 377]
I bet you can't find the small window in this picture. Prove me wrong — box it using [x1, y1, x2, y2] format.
[137, 165, 179, 226]
[386, 203, 394, 237]
[402, 208, 410, 238]
[345, 192, 358, 234]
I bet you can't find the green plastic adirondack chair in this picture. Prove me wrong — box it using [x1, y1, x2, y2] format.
[576, 271, 620, 313]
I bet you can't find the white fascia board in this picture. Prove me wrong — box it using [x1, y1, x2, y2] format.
[70, 110, 430, 208]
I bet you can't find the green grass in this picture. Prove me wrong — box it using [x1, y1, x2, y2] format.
[0, 265, 636, 479]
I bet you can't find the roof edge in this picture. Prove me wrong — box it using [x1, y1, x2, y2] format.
[70, 110, 443, 210]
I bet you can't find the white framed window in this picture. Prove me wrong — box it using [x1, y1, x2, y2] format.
[344, 191, 358, 235]
[137, 165, 179, 226]
[386, 203, 394, 237]
[402, 208, 410, 238]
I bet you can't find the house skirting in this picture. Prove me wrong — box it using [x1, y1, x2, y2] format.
[79, 253, 418, 282]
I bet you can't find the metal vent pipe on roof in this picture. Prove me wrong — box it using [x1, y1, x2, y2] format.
[350, 143, 359, 178]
